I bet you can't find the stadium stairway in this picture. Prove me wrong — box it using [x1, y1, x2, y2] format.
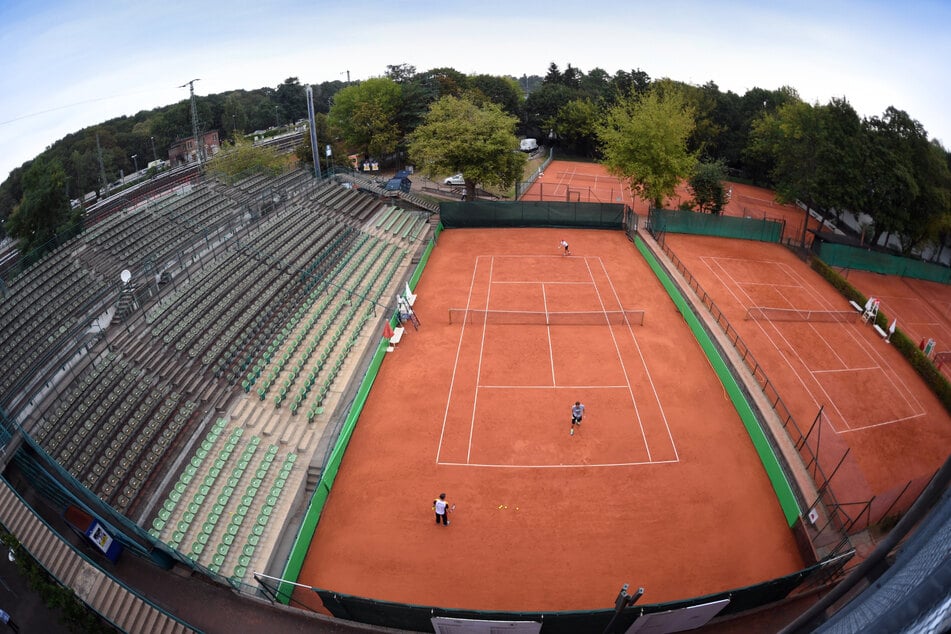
[0, 478, 196, 633]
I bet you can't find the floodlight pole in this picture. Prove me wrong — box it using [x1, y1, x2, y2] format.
[305, 86, 321, 179]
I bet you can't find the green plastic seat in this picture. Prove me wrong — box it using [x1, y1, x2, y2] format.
[217, 543, 229, 556]
[243, 544, 255, 557]
[223, 533, 234, 546]
[252, 524, 264, 537]
[247, 534, 259, 547]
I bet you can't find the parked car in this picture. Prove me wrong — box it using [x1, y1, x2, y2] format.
[384, 176, 412, 197]
[443, 173, 465, 186]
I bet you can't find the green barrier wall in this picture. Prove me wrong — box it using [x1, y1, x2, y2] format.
[634, 235, 801, 526]
[649, 208, 783, 242]
[816, 241, 951, 283]
[440, 201, 624, 229]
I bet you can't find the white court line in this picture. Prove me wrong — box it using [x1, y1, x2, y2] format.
[701, 255, 926, 431]
[812, 366, 882, 374]
[436, 258, 485, 464]
[466, 257, 496, 464]
[704, 257, 851, 422]
[583, 257, 653, 461]
[597, 258, 679, 461]
[493, 281, 591, 285]
[479, 384, 630, 389]
[783, 262, 926, 422]
[543, 283, 556, 385]
[439, 458, 681, 469]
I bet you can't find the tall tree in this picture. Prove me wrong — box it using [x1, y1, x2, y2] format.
[328, 77, 402, 160]
[6, 156, 79, 261]
[550, 98, 600, 157]
[408, 95, 526, 200]
[747, 98, 820, 246]
[688, 159, 729, 213]
[598, 86, 697, 209]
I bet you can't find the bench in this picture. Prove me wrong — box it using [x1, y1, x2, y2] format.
[849, 300, 863, 312]
[388, 326, 405, 351]
[873, 324, 888, 339]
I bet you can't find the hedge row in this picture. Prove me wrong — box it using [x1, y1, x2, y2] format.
[810, 257, 951, 415]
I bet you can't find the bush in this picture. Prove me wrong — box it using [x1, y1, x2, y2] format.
[810, 257, 951, 415]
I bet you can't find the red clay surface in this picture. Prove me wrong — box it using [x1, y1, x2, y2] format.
[295, 228, 803, 613]
[838, 268, 951, 372]
[521, 160, 821, 245]
[664, 234, 951, 507]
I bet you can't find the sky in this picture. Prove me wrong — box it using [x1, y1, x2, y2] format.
[1, 0, 949, 183]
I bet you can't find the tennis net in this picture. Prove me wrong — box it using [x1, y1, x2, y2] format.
[448, 308, 646, 326]
[744, 306, 858, 323]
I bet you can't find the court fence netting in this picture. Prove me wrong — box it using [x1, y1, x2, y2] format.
[811, 235, 951, 284]
[448, 308, 646, 326]
[744, 306, 859, 323]
[440, 200, 626, 229]
[648, 208, 784, 243]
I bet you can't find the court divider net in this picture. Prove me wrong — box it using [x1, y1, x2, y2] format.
[448, 308, 646, 326]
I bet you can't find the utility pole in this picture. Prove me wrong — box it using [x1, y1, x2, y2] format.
[150, 136, 158, 162]
[341, 70, 350, 85]
[179, 78, 203, 166]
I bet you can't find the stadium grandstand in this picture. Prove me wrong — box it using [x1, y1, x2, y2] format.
[0, 164, 433, 632]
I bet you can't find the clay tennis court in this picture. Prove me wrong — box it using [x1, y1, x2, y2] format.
[294, 228, 804, 612]
[837, 268, 951, 374]
[664, 234, 951, 506]
[521, 160, 821, 244]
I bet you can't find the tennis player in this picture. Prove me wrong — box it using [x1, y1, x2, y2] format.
[560, 239, 570, 256]
[433, 493, 450, 526]
[570, 401, 585, 435]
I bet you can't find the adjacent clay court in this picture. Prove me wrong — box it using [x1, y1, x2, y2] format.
[664, 234, 951, 503]
[295, 228, 803, 612]
[521, 160, 821, 244]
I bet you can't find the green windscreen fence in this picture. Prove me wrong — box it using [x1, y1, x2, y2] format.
[440, 201, 625, 229]
[815, 241, 951, 283]
[649, 208, 783, 243]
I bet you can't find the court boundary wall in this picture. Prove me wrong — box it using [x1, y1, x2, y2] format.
[304, 552, 849, 634]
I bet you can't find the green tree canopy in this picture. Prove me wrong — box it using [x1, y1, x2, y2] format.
[550, 98, 600, 157]
[408, 95, 526, 199]
[206, 136, 286, 184]
[688, 159, 729, 214]
[597, 86, 697, 208]
[6, 156, 80, 261]
[328, 77, 402, 160]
